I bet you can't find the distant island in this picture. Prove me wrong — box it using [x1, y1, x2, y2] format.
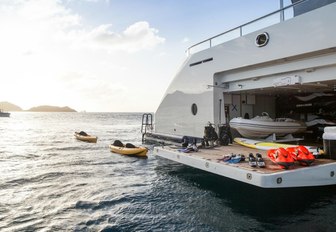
[0, 101, 77, 112]
[28, 105, 77, 112]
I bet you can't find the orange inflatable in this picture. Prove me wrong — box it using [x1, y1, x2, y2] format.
[286, 146, 315, 166]
[267, 147, 295, 169]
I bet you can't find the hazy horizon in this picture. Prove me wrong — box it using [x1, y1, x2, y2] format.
[0, 0, 285, 112]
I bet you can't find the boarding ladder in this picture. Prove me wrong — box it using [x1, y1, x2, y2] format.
[141, 113, 153, 142]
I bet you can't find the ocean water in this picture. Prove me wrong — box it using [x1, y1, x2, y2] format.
[1, 112, 336, 231]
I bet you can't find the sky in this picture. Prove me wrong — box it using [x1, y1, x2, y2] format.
[0, 0, 288, 112]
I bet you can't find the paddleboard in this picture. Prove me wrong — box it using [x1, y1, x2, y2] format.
[234, 137, 322, 155]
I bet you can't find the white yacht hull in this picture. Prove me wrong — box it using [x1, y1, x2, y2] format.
[148, 1, 336, 188]
[154, 146, 336, 188]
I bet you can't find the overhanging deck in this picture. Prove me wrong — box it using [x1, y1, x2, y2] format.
[153, 144, 336, 188]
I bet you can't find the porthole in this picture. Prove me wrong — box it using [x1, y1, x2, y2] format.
[247, 173, 252, 180]
[205, 162, 209, 168]
[255, 32, 269, 47]
[191, 103, 198, 115]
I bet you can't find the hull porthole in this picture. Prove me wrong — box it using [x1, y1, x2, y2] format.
[276, 177, 282, 184]
[191, 103, 198, 115]
[256, 32, 269, 47]
[247, 173, 252, 180]
[205, 162, 209, 168]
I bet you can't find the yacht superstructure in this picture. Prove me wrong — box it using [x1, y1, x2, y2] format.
[144, 0, 336, 188]
[154, 0, 336, 139]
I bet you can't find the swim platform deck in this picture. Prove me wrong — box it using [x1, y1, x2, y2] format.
[153, 143, 336, 188]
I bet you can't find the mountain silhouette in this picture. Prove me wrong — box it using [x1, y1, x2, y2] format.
[0, 101, 77, 112]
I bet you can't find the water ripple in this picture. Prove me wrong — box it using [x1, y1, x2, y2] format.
[1, 112, 336, 232]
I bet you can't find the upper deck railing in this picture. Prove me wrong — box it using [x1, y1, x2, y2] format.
[186, 0, 307, 55]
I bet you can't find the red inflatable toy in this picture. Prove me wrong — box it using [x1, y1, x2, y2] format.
[286, 146, 315, 166]
[267, 147, 295, 169]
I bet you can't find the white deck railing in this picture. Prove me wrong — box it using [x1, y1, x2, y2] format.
[186, 0, 307, 55]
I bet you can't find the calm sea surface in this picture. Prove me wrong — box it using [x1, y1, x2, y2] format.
[1, 112, 336, 231]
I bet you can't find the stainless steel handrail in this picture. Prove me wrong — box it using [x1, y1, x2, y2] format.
[186, 0, 306, 55]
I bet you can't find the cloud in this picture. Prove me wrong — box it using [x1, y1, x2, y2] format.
[0, 0, 81, 57]
[0, 0, 80, 29]
[182, 37, 190, 43]
[0, 0, 167, 112]
[0, 0, 165, 54]
[85, 21, 165, 53]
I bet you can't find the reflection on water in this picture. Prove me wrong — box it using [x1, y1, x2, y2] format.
[160, 162, 336, 231]
[1, 112, 336, 231]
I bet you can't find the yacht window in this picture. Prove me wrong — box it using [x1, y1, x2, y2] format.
[190, 61, 202, 67]
[255, 32, 269, 47]
[190, 57, 213, 67]
[191, 103, 198, 115]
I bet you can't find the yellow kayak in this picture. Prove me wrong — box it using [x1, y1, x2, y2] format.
[74, 132, 98, 143]
[109, 144, 148, 157]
